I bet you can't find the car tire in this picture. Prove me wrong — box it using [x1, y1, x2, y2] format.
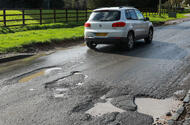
[126, 32, 135, 50]
[86, 41, 97, 49]
[144, 28, 153, 44]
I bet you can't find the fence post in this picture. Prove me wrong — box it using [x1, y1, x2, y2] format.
[40, 9, 42, 25]
[149, 9, 150, 16]
[161, 9, 163, 15]
[165, 9, 166, 15]
[85, 8, 88, 21]
[146, 9, 147, 17]
[3, 9, 6, 27]
[76, 9, 78, 23]
[22, 9, 25, 25]
[65, 9, 68, 23]
[54, 9, 56, 23]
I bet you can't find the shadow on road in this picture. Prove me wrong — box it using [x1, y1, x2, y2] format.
[87, 40, 187, 60]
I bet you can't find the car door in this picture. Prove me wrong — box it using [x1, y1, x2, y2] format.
[126, 9, 142, 38]
[135, 9, 149, 37]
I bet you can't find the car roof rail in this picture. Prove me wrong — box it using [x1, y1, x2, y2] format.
[95, 6, 134, 10]
[119, 6, 134, 8]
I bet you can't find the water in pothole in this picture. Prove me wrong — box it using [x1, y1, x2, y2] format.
[44, 67, 62, 75]
[19, 67, 62, 83]
[135, 97, 183, 124]
[86, 98, 125, 117]
[19, 70, 45, 83]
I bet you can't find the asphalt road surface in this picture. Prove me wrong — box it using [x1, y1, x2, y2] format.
[1, 21, 190, 125]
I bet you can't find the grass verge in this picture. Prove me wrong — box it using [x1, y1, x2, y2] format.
[0, 26, 84, 53]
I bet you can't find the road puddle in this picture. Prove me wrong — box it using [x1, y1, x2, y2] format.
[86, 98, 125, 117]
[19, 70, 45, 83]
[44, 67, 62, 75]
[135, 97, 183, 124]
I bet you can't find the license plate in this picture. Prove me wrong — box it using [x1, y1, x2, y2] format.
[95, 33, 107, 36]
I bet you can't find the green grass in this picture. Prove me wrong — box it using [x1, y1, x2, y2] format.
[0, 26, 84, 53]
[0, 22, 85, 34]
[143, 12, 189, 23]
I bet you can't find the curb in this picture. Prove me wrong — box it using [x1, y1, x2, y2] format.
[0, 53, 34, 64]
[168, 90, 190, 125]
[153, 17, 190, 27]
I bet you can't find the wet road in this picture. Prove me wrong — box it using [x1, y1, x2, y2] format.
[1, 21, 190, 125]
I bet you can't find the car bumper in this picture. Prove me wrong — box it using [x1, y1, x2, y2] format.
[85, 37, 127, 44]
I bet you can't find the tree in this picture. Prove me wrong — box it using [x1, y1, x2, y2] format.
[185, 0, 190, 4]
[87, 0, 162, 9]
[87, 0, 128, 9]
[168, 0, 184, 8]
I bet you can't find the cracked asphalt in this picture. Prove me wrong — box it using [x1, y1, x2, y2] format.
[1, 21, 190, 125]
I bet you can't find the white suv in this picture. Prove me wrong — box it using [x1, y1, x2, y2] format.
[84, 7, 154, 49]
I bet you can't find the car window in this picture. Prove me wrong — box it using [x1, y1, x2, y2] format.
[135, 10, 144, 20]
[125, 10, 131, 19]
[127, 9, 138, 20]
[89, 10, 121, 21]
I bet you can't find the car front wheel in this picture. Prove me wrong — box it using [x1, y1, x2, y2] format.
[145, 28, 153, 44]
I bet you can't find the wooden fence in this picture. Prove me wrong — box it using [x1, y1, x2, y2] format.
[0, 9, 91, 27]
[0, 8, 168, 27]
[140, 8, 168, 17]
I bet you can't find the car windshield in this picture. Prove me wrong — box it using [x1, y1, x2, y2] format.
[89, 10, 121, 21]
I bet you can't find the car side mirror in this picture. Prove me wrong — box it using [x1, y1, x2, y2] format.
[144, 17, 150, 21]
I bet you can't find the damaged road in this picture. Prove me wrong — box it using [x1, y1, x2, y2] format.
[1, 21, 190, 125]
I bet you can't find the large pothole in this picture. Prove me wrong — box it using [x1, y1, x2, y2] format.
[86, 98, 125, 117]
[85, 95, 137, 117]
[135, 97, 183, 124]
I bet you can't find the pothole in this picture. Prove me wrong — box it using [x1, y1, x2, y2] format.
[45, 71, 86, 98]
[45, 72, 85, 89]
[19, 67, 62, 83]
[19, 70, 45, 83]
[86, 97, 125, 117]
[135, 97, 183, 124]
